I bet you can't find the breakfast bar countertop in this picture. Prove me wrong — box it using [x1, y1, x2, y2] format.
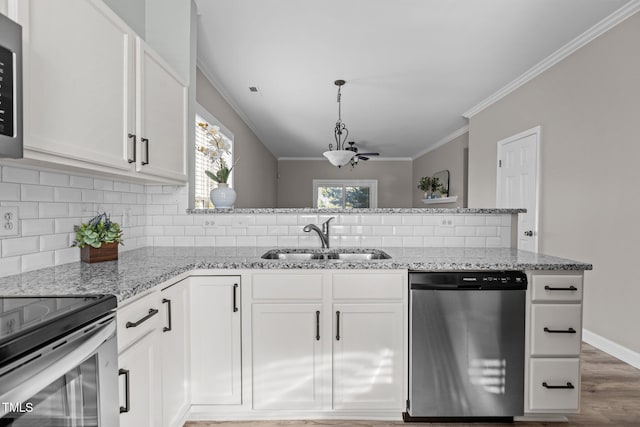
[0, 246, 592, 302]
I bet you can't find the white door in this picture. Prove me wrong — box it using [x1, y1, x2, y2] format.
[135, 38, 188, 181]
[160, 281, 189, 426]
[190, 276, 242, 404]
[119, 331, 162, 427]
[496, 127, 540, 252]
[332, 303, 404, 410]
[252, 303, 325, 410]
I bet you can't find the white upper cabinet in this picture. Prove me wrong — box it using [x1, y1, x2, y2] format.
[135, 38, 187, 181]
[12, 0, 187, 183]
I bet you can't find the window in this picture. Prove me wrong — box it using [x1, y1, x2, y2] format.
[194, 105, 233, 209]
[313, 180, 378, 208]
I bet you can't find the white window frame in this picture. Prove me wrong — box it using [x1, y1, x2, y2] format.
[312, 179, 378, 208]
[194, 103, 234, 209]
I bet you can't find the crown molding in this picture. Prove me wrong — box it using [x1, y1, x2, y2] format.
[412, 125, 469, 160]
[196, 60, 275, 156]
[462, 0, 640, 119]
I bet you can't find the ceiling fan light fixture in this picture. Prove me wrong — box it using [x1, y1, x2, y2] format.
[323, 149, 354, 167]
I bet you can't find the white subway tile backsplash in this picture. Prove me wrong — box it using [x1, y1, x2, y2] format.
[340, 235, 361, 246]
[465, 237, 486, 248]
[485, 216, 502, 226]
[393, 226, 414, 236]
[0, 256, 21, 276]
[434, 226, 455, 237]
[402, 236, 423, 246]
[360, 215, 381, 225]
[268, 225, 288, 235]
[443, 236, 465, 247]
[360, 236, 382, 247]
[414, 225, 434, 236]
[255, 215, 277, 225]
[174, 236, 196, 246]
[298, 235, 317, 247]
[54, 217, 82, 234]
[226, 227, 247, 236]
[277, 235, 298, 247]
[154, 236, 175, 246]
[40, 171, 70, 187]
[81, 190, 103, 203]
[2, 237, 40, 257]
[402, 215, 423, 225]
[381, 215, 402, 225]
[39, 202, 69, 218]
[55, 247, 80, 265]
[0, 182, 21, 201]
[381, 236, 403, 247]
[476, 226, 498, 237]
[54, 187, 82, 202]
[195, 236, 215, 247]
[163, 204, 178, 215]
[205, 227, 226, 236]
[376, 226, 394, 236]
[93, 179, 114, 191]
[3, 202, 38, 219]
[22, 185, 54, 202]
[152, 215, 173, 226]
[464, 215, 486, 226]
[256, 236, 278, 247]
[172, 215, 194, 226]
[146, 205, 164, 215]
[21, 219, 55, 236]
[236, 236, 257, 246]
[455, 226, 476, 237]
[104, 191, 122, 204]
[70, 176, 93, 189]
[423, 236, 444, 247]
[486, 237, 502, 248]
[146, 185, 163, 194]
[246, 226, 268, 236]
[298, 214, 318, 225]
[422, 215, 442, 226]
[502, 215, 514, 227]
[339, 215, 360, 225]
[163, 226, 185, 236]
[2, 166, 39, 184]
[22, 251, 55, 272]
[215, 236, 237, 246]
[276, 214, 298, 225]
[113, 182, 130, 192]
[130, 183, 145, 193]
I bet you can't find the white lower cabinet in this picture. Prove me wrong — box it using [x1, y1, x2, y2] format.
[160, 280, 190, 426]
[249, 270, 406, 414]
[190, 276, 242, 405]
[526, 272, 584, 415]
[117, 291, 162, 427]
[252, 303, 325, 410]
[332, 303, 404, 410]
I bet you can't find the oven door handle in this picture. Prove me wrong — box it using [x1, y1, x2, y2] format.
[0, 321, 116, 418]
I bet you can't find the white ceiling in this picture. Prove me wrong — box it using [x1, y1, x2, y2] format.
[195, 0, 629, 159]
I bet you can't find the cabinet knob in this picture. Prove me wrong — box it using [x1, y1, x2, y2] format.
[524, 230, 533, 237]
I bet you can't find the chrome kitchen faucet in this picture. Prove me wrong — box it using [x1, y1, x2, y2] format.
[303, 217, 335, 249]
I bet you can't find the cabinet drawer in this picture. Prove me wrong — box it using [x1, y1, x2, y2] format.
[332, 272, 403, 300]
[529, 358, 580, 412]
[531, 275, 583, 302]
[117, 291, 160, 351]
[531, 304, 582, 356]
[252, 273, 323, 300]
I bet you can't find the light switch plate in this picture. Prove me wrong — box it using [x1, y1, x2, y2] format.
[0, 207, 19, 237]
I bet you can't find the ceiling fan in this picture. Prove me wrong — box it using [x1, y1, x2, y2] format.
[344, 141, 379, 167]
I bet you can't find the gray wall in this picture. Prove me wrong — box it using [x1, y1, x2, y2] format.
[277, 160, 413, 208]
[412, 132, 468, 208]
[196, 68, 277, 208]
[467, 13, 640, 353]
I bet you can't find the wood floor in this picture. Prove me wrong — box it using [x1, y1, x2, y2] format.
[186, 343, 640, 426]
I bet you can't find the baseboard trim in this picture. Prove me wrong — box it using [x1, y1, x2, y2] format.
[583, 328, 640, 369]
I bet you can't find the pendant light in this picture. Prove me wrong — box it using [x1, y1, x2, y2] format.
[323, 79, 355, 167]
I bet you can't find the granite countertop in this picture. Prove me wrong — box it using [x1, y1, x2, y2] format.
[0, 247, 591, 302]
[187, 208, 526, 214]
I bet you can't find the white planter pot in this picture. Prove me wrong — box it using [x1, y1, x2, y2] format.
[210, 183, 236, 209]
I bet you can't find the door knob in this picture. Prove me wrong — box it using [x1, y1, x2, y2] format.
[524, 230, 533, 237]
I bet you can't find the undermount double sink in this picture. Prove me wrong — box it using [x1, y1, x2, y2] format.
[261, 248, 392, 261]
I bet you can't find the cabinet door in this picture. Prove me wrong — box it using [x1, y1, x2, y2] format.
[252, 303, 325, 410]
[136, 38, 187, 181]
[190, 276, 241, 404]
[161, 281, 189, 426]
[118, 331, 162, 427]
[17, 0, 135, 170]
[332, 303, 404, 410]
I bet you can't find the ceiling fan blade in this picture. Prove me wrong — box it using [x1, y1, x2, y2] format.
[359, 156, 370, 161]
[357, 152, 379, 156]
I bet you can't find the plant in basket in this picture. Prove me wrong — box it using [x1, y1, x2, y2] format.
[72, 212, 123, 263]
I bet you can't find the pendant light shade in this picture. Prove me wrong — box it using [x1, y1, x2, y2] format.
[323, 149, 354, 167]
[323, 79, 355, 167]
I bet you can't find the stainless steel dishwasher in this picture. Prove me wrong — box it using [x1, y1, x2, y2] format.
[406, 271, 527, 421]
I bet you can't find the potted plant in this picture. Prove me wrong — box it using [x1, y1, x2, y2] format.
[72, 212, 123, 263]
[430, 177, 441, 198]
[197, 122, 239, 208]
[418, 176, 433, 199]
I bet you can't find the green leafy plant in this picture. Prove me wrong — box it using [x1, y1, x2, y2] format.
[72, 213, 123, 249]
[417, 176, 432, 192]
[430, 176, 441, 192]
[204, 157, 239, 184]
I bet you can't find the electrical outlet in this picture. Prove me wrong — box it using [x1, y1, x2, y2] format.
[441, 218, 454, 227]
[0, 207, 19, 237]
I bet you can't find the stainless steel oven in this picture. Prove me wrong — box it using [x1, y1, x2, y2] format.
[0, 12, 23, 158]
[0, 295, 118, 426]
